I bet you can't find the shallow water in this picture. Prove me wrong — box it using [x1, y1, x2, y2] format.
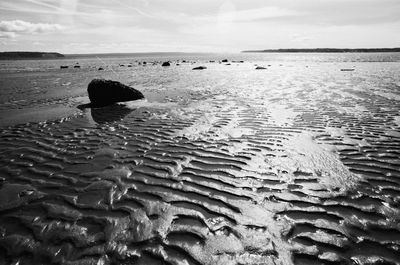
[0, 53, 400, 265]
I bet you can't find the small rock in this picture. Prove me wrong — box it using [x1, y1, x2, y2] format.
[74, 65, 80, 69]
[255, 66, 267, 70]
[162, 62, 171, 67]
[192, 66, 207, 70]
[221, 59, 228, 62]
[60, 65, 68, 69]
[98, 67, 104, 70]
[19, 189, 35, 197]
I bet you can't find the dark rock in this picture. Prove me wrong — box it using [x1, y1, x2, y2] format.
[221, 59, 228, 62]
[74, 65, 80, 69]
[60, 65, 68, 69]
[255, 66, 267, 70]
[127, 64, 132, 67]
[225, 63, 231, 65]
[98, 67, 104, 70]
[162, 62, 171, 67]
[192, 66, 207, 70]
[143, 62, 147, 65]
[340, 68, 355, 71]
[88, 79, 144, 107]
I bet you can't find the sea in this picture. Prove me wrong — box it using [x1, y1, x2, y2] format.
[0, 52, 399, 265]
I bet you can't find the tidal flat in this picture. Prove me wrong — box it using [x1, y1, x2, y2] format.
[0, 53, 399, 265]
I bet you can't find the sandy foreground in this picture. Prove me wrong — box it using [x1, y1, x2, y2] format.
[0, 60, 400, 264]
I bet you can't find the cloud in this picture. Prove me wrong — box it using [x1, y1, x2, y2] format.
[250, 0, 400, 26]
[0, 20, 64, 36]
[0, 31, 16, 39]
[228, 6, 300, 22]
[291, 34, 312, 42]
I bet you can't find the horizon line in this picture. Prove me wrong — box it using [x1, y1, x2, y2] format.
[1, 47, 400, 56]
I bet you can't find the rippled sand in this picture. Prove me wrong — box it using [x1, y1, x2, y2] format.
[0, 57, 400, 265]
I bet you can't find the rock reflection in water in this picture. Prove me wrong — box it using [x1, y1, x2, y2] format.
[91, 104, 134, 124]
[78, 103, 134, 124]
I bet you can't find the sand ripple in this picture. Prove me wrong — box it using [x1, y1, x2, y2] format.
[0, 61, 400, 265]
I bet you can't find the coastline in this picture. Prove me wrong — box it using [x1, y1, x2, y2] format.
[242, 48, 400, 53]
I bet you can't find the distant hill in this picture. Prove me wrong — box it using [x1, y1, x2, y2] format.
[0, 52, 65, 60]
[242, 48, 400, 53]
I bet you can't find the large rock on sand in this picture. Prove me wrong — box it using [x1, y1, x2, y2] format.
[88, 79, 144, 107]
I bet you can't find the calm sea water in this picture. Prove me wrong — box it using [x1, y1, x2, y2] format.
[1, 52, 400, 73]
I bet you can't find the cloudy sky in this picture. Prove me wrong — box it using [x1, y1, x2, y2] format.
[0, 0, 399, 53]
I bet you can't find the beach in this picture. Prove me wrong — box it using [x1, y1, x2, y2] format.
[0, 53, 400, 265]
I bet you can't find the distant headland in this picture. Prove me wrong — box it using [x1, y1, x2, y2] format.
[242, 48, 400, 53]
[0, 52, 65, 60]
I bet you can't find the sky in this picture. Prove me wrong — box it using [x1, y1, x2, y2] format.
[0, 0, 399, 53]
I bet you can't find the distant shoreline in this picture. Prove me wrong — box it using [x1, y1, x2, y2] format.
[0, 52, 64, 60]
[242, 48, 400, 53]
[0, 51, 205, 60]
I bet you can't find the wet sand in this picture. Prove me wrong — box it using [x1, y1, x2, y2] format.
[0, 59, 400, 265]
